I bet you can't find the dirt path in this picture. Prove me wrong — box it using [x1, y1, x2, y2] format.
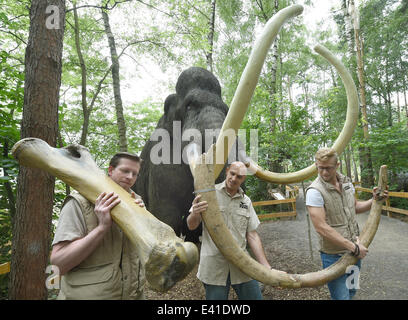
[146, 191, 408, 300]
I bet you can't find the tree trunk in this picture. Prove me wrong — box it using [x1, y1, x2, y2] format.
[287, 75, 293, 103]
[73, 3, 89, 146]
[396, 91, 400, 123]
[350, 143, 359, 182]
[256, 0, 281, 172]
[2, 140, 16, 218]
[405, 89, 408, 128]
[9, 0, 65, 299]
[345, 146, 352, 179]
[384, 58, 393, 127]
[206, 0, 216, 72]
[254, 0, 279, 134]
[400, 57, 408, 127]
[350, 0, 374, 186]
[342, 0, 355, 62]
[102, 9, 128, 152]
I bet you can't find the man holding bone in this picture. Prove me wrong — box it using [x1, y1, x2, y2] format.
[187, 161, 271, 300]
[50, 152, 146, 300]
[306, 147, 388, 300]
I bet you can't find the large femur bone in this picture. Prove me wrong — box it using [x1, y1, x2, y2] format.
[191, 146, 387, 288]
[11, 138, 198, 292]
[213, 5, 359, 184]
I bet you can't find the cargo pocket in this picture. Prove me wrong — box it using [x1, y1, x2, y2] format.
[65, 262, 114, 286]
[327, 211, 347, 226]
[234, 209, 250, 241]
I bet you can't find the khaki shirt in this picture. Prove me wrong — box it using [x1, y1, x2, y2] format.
[197, 181, 260, 286]
[52, 191, 145, 300]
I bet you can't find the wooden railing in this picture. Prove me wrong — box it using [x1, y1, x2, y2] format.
[253, 185, 298, 220]
[0, 262, 10, 275]
[354, 182, 408, 217]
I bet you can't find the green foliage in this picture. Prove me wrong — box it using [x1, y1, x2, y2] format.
[0, 1, 27, 298]
[1, 0, 408, 299]
[368, 122, 408, 178]
[126, 101, 163, 155]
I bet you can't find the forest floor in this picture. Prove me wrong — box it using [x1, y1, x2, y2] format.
[145, 190, 408, 300]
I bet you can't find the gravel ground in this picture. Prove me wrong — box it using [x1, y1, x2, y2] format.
[146, 191, 408, 300]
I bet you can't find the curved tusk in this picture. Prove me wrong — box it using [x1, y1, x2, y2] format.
[211, 3, 358, 185]
[246, 45, 359, 184]
[12, 138, 198, 292]
[213, 4, 304, 179]
[193, 147, 387, 288]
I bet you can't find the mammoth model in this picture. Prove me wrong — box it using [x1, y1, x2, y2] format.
[12, 4, 387, 291]
[133, 66, 239, 242]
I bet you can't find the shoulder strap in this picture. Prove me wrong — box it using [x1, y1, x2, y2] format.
[62, 192, 96, 233]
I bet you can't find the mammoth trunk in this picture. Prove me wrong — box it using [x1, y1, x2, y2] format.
[181, 106, 243, 168]
[134, 67, 247, 242]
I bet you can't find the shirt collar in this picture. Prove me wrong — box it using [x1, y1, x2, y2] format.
[216, 180, 244, 198]
[318, 172, 349, 190]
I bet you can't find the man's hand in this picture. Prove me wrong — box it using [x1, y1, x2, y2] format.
[355, 236, 368, 259]
[372, 186, 388, 201]
[191, 194, 208, 216]
[186, 195, 208, 230]
[356, 186, 389, 213]
[94, 192, 121, 231]
[134, 198, 145, 207]
[131, 192, 145, 208]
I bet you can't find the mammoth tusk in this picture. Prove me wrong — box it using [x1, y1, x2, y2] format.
[213, 4, 359, 185]
[192, 147, 387, 288]
[213, 4, 304, 179]
[246, 45, 359, 183]
[12, 138, 198, 292]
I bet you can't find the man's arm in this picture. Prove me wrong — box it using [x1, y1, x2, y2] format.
[354, 198, 373, 214]
[307, 205, 367, 258]
[51, 227, 109, 275]
[355, 187, 388, 213]
[50, 192, 120, 275]
[246, 230, 271, 269]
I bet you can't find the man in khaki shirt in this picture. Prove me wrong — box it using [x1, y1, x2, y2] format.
[187, 161, 271, 300]
[50, 152, 146, 299]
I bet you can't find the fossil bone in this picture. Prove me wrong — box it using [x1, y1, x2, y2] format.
[194, 4, 381, 288]
[191, 146, 387, 288]
[213, 5, 358, 184]
[12, 138, 198, 292]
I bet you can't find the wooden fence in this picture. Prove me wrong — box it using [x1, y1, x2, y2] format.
[354, 182, 408, 217]
[253, 185, 299, 221]
[0, 262, 10, 275]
